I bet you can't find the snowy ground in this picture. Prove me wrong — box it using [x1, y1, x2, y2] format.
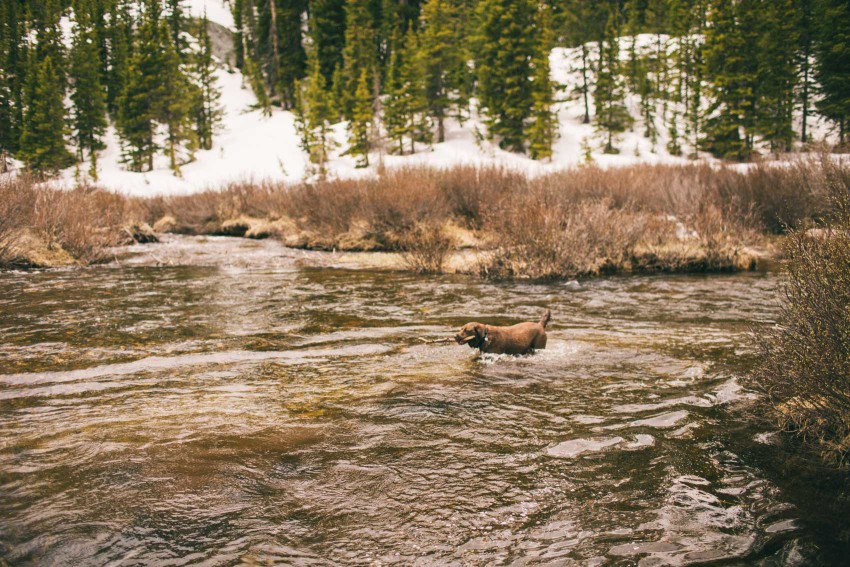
[42, 0, 837, 196]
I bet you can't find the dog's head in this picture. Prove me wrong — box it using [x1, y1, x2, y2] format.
[455, 323, 486, 349]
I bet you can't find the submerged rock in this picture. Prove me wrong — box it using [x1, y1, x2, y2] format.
[122, 223, 159, 244]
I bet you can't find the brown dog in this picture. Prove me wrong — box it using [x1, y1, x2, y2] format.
[454, 309, 551, 355]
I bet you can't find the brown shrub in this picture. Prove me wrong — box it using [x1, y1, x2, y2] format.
[399, 221, 453, 274]
[480, 190, 654, 279]
[0, 176, 130, 267]
[749, 159, 850, 465]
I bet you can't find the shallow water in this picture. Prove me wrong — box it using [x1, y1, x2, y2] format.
[0, 236, 845, 565]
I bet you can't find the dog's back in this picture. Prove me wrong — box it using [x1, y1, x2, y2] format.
[484, 309, 550, 354]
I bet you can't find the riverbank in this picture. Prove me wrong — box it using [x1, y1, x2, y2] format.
[1, 159, 837, 276]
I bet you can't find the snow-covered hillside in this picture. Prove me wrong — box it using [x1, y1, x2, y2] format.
[49, 0, 835, 196]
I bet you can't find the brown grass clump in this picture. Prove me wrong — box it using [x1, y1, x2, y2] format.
[749, 159, 850, 466]
[0, 175, 131, 268]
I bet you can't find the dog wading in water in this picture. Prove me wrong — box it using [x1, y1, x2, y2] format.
[454, 309, 551, 355]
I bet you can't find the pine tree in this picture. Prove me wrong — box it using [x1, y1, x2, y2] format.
[384, 27, 430, 154]
[475, 0, 535, 152]
[527, 2, 557, 161]
[702, 0, 753, 160]
[814, 0, 850, 145]
[19, 0, 73, 173]
[564, 0, 608, 125]
[232, 0, 246, 69]
[346, 68, 374, 167]
[340, 0, 377, 120]
[20, 54, 74, 172]
[193, 12, 223, 151]
[419, 0, 462, 143]
[234, 0, 272, 115]
[116, 0, 162, 171]
[277, 0, 307, 109]
[383, 30, 410, 154]
[0, 0, 14, 156]
[157, 30, 196, 174]
[595, 9, 632, 154]
[106, 0, 133, 115]
[296, 47, 337, 174]
[311, 0, 347, 85]
[165, 0, 187, 58]
[755, 0, 798, 152]
[70, 0, 107, 170]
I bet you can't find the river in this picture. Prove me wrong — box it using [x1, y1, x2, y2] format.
[1, 236, 848, 565]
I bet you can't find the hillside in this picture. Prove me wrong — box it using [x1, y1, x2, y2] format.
[29, 0, 832, 195]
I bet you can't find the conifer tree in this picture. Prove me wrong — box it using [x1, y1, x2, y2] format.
[755, 0, 797, 152]
[117, 0, 162, 171]
[0, 0, 14, 156]
[814, 0, 850, 145]
[0, 0, 25, 156]
[475, 0, 534, 152]
[106, 0, 133, 115]
[233, 0, 272, 114]
[527, 3, 557, 161]
[340, 0, 377, 120]
[311, 0, 347, 85]
[90, 0, 110, 88]
[564, 0, 608, 125]
[296, 48, 337, 174]
[233, 0, 245, 69]
[419, 0, 461, 143]
[384, 27, 430, 154]
[166, 0, 187, 58]
[20, 54, 74, 172]
[19, 0, 73, 173]
[70, 0, 108, 172]
[702, 0, 752, 160]
[193, 13, 223, 151]
[277, 0, 307, 109]
[157, 30, 196, 174]
[383, 30, 410, 155]
[595, 10, 632, 154]
[346, 69, 374, 167]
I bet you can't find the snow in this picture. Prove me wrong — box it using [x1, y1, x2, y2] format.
[184, 0, 235, 31]
[43, 4, 840, 197]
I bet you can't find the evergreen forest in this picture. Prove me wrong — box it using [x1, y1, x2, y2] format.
[1, 0, 849, 176]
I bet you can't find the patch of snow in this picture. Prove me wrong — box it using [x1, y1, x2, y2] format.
[184, 0, 235, 31]
[45, 25, 843, 196]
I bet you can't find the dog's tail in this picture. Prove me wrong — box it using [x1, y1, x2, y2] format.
[539, 309, 551, 328]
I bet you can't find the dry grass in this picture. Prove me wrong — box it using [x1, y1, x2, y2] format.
[2, 158, 843, 274]
[749, 158, 850, 466]
[0, 175, 131, 268]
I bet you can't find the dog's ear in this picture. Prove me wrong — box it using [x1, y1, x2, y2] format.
[474, 324, 485, 337]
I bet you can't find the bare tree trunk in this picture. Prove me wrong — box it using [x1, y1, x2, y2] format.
[581, 44, 590, 124]
[268, 0, 280, 95]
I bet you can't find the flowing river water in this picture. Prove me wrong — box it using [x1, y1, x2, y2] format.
[1, 236, 849, 566]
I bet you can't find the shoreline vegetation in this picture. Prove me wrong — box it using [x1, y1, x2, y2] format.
[1, 159, 844, 277]
[750, 159, 850, 465]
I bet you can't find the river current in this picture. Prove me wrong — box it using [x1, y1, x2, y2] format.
[1, 236, 847, 565]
